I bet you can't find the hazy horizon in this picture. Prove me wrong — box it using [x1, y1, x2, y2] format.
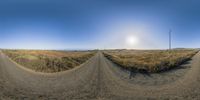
[0, 0, 200, 50]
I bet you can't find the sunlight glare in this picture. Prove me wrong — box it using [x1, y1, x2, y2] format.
[126, 36, 139, 46]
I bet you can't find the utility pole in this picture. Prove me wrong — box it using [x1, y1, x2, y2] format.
[169, 29, 172, 50]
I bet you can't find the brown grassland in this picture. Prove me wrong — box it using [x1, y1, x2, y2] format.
[2, 50, 96, 73]
[103, 49, 199, 73]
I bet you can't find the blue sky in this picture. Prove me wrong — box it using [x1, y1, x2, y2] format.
[0, 0, 200, 50]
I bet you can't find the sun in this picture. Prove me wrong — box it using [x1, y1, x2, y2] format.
[126, 36, 139, 46]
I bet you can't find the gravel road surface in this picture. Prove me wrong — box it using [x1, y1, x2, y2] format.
[0, 51, 200, 100]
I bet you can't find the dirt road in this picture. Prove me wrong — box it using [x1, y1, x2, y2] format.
[0, 51, 200, 100]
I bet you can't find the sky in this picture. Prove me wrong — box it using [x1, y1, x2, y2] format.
[0, 0, 200, 50]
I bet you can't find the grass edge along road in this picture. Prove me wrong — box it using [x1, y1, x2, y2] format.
[103, 49, 199, 73]
[2, 50, 96, 73]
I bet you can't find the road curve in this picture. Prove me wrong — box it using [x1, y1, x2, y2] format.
[0, 51, 102, 100]
[0, 51, 200, 100]
[99, 52, 200, 100]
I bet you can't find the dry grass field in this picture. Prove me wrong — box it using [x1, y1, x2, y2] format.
[2, 50, 96, 73]
[103, 49, 199, 73]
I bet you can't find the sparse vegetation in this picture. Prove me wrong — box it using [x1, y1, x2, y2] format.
[2, 50, 96, 73]
[103, 49, 199, 73]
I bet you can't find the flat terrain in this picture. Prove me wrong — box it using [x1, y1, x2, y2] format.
[2, 50, 95, 73]
[103, 49, 198, 72]
[0, 50, 200, 99]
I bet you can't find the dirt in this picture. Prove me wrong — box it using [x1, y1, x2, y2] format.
[0, 51, 200, 100]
